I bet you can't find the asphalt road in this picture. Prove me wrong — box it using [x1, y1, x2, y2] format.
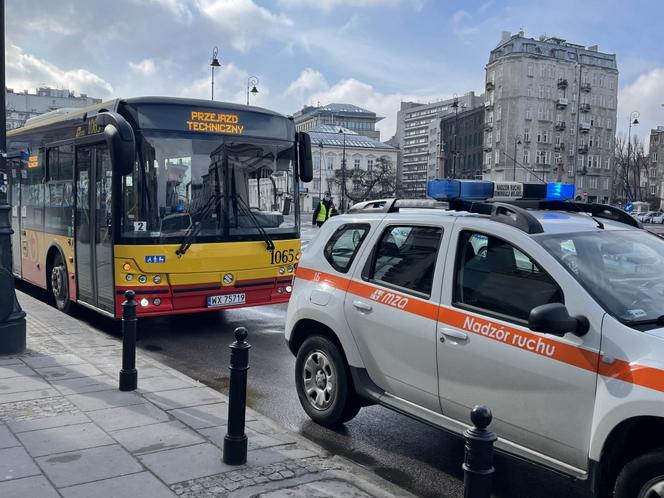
[17, 225, 590, 498]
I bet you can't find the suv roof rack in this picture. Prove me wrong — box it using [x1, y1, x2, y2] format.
[347, 198, 640, 234]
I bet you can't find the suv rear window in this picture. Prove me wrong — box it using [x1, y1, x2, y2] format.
[324, 223, 370, 273]
[366, 225, 442, 298]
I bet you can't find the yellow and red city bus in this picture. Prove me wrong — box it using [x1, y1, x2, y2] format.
[6, 97, 313, 318]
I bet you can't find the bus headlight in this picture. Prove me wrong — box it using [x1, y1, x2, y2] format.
[126, 274, 133, 282]
[277, 287, 284, 294]
[286, 285, 292, 293]
[153, 275, 162, 284]
[140, 298, 149, 307]
[138, 275, 147, 284]
[153, 298, 161, 306]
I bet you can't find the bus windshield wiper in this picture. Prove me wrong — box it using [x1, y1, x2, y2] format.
[232, 194, 275, 252]
[175, 193, 222, 257]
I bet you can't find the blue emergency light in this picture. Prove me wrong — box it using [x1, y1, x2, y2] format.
[545, 182, 576, 201]
[427, 179, 494, 201]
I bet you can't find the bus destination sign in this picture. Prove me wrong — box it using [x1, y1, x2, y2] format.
[186, 111, 244, 135]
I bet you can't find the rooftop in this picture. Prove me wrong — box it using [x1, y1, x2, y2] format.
[308, 124, 396, 150]
[293, 102, 383, 122]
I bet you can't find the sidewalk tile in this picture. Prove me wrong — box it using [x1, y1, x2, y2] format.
[59, 472, 177, 498]
[0, 359, 23, 367]
[0, 365, 37, 379]
[169, 402, 228, 429]
[0, 475, 60, 498]
[136, 375, 197, 393]
[0, 446, 41, 481]
[0, 388, 61, 405]
[87, 402, 169, 432]
[10, 413, 90, 434]
[36, 363, 102, 381]
[18, 422, 114, 457]
[66, 390, 144, 412]
[101, 365, 172, 380]
[0, 425, 19, 449]
[138, 442, 231, 484]
[36, 444, 142, 487]
[49, 375, 116, 395]
[112, 420, 205, 454]
[145, 387, 223, 410]
[22, 354, 86, 369]
[0, 375, 51, 395]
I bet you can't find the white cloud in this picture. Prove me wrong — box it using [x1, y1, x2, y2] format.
[278, 0, 424, 12]
[129, 58, 158, 77]
[132, 0, 195, 20]
[196, 0, 293, 53]
[618, 68, 664, 145]
[6, 44, 113, 97]
[284, 69, 441, 140]
[179, 62, 268, 106]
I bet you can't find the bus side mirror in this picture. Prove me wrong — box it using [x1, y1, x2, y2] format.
[97, 111, 136, 176]
[297, 132, 313, 183]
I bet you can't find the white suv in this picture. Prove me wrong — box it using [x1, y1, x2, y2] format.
[285, 180, 664, 498]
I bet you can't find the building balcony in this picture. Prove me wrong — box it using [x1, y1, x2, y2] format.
[578, 145, 589, 154]
[485, 81, 495, 91]
[579, 122, 591, 133]
[556, 98, 569, 109]
[554, 121, 566, 131]
[557, 78, 568, 89]
[483, 145, 492, 152]
[580, 103, 591, 113]
[484, 101, 494, 110]
[484, 122, 493, 131]
[581, 83, 592, 92]
[554, 143, 565, 151]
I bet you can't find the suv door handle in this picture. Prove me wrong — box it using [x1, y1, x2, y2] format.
[440, 327, 468, 340]
[353, 300, 373, 312]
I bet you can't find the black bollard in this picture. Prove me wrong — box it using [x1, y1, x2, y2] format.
[119, 290, 138, 391]
[463, 405, 497, 498]
[223, 327, 250, 465]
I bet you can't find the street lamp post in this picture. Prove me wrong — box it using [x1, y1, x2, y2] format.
[246, 76, 259, 105]
[0, 0, 26, 355]
[338, 128, 346, 213]
[210, 47, 221, 100]
[627, 111, 640, 202]
[512, 136, 522, 181]
[451, 96, 459, 179]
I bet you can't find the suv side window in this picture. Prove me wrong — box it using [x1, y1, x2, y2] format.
[454, 231, 563, 322]
[324, 223, 370, 273]
[367, 225, 442, 298]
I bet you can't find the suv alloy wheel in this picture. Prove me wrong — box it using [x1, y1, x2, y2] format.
[295, 335, 360, 426]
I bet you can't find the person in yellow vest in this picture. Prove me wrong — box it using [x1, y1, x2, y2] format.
[312, 192, 336, 227]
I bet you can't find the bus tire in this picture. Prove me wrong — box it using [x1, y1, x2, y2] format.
[49, 252, 70, 313]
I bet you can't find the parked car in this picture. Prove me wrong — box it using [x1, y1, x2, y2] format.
[650, 211, 664, 224]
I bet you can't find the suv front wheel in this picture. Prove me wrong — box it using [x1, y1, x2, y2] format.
[614, 449, 664, 498]
[295, 335, 360, 426]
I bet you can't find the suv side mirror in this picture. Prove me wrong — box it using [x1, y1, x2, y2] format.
[97, 111, 136, 176]
[297, 132, 313, 183]
[528, 303, 589, 337]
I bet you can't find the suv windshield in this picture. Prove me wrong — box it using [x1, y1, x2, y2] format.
[121, 133, 297, 242]
[538, 230, 664, 326]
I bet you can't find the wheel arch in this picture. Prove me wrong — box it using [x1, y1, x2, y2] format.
[45, 244, 67, 283]
[288, 319, 346, 359]
[595, 416, 664, 496]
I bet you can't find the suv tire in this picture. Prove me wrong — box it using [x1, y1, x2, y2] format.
[614, 448, 664, 498]
[295, 335, 360, 426]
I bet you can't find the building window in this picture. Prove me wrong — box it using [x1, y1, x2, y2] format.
[604, 177, 610, 190]
[527, 63, 534, 77]
[524, 128, 530, 142]
[589, 177, 599, 189]
[653, 152, 658, 162]
[327, 158, 334, 170]
[605, 157, 611, 169]
[522, 150, 530, 164]
[354, 159, 360, 170]
[525, 108, 532, 120]
[367, 159, 374, 171]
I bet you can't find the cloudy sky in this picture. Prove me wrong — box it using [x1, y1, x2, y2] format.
[6, 0, 664, 142]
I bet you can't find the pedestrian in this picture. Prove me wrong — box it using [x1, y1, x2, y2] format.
[313, 192, 336, 227]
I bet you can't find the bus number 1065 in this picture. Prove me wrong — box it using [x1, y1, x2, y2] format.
[270, 249, 295, 265]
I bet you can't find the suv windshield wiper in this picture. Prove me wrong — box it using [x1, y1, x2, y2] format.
[624, 315, 664, 327]
[232, 194, 275, 252]
[175, 193, 222, 257]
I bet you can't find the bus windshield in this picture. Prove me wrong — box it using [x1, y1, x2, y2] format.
[121, 133, 297, 242]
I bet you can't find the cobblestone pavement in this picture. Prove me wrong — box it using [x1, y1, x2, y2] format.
[0, 290, 416, 498]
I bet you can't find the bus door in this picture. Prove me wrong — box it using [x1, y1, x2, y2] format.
[8, 159, 21, 277]
[75, 144, 115, 313]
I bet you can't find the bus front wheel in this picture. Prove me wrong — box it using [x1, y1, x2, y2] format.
[50, 253, 70, 313]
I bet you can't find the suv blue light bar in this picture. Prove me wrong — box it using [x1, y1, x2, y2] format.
[427, 179, 494, 201]
[546, 182, 576, 201]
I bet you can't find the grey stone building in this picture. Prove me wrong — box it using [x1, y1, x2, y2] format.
[484, 31, 618, 203]
[293, 103, 383, 140]
[6, 86, 102, 130]
[395, 92, 484, 198]
[648, 126, 664, 209]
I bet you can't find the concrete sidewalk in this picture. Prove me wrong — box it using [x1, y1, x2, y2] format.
[0, 290, 416, 498]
